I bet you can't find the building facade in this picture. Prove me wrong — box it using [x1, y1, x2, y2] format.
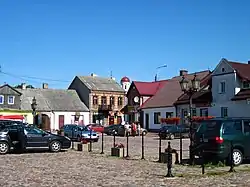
[69, 74, 126, 125]
[210, 58, 250, 117]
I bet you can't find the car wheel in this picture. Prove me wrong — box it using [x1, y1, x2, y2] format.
[49, 141, 62, 152]
[232, 149, 243, 166]
[0, 142, 9, 154]
[142, 131, 147, 136]
[169, 134, 175, 140]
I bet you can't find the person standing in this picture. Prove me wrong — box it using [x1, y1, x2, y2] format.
[132, 122, 137, 137]
[137, 123, 141, 136]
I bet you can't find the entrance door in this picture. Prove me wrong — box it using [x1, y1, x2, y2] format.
[109, 116, 114, 125]
[145, 114, 149, 130]
[117, 116, 122, 124]
[59, 115, 64, 129]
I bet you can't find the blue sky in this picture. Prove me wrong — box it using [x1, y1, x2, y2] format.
[1, 0, 250, 88]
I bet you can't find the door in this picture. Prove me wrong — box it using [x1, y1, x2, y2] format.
[243, 120, 250, 157]
[109, 116, 114, 125]
[25, 127, 49, 148]
[145, 114, 149, 130]
[117, 116, 122, 124]
[58, 115, 64, 129]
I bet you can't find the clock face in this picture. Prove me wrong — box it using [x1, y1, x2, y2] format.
[134, 96, 139, 103]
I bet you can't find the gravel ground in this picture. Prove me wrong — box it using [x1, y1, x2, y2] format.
[0, 133, 250, 187]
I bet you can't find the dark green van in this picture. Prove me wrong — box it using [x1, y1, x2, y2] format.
[194, 118, 250, 166]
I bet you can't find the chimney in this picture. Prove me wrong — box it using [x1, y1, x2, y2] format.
[90, 73, 97, 77]
[248, 61, 250, 64]
[21, 83, 26, 90]
[180, 70, 188, 76]
[42, 83, 48, 89]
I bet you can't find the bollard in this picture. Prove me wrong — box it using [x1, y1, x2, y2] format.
[158, 135, 162, 162]
[179, 131, 182, 164]
[113, 131, 116, 147]
[100, 131, 104, 154]
[229, 141, 235, 172]
[201, 149, 205, 174]
[89, 129, 92, 152]
[165, 141, 174, 177]
[125, 132, 129, 158]
[71, 128, 74, 150]
[141, 131, 145, 160]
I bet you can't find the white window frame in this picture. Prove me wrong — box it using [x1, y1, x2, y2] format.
[0, 95, 4, 104]
[219, 81, 226, 94]
[8, 96, 15, 105]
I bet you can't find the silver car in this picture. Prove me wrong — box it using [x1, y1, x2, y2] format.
[63, 124, 99, 142]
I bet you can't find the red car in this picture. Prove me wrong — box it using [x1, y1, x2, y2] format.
[87, 124, 104, 133]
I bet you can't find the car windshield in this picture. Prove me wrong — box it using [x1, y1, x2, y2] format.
[78, 126, 90, 131]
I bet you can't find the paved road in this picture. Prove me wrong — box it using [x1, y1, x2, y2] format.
[0, 133, 250, 186]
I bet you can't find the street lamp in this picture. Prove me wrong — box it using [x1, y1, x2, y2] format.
[179, 73, 200, 165]
[31, 97, 37, 126]
[155, 64, 167, 81]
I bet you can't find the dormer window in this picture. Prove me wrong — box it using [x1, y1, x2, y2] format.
[243, 81, 250, 89]
[221, 68, 225, 72]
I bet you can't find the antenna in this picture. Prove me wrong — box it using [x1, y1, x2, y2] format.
[110, 71, 113, 78]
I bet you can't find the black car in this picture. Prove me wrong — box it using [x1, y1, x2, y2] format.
[104, 124, 120, 135]
[0, 123, 71, 154]
[158, 125, 189, 139]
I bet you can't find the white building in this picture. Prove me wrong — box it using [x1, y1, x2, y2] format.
[18, 84, 89, 131]
[141, 70, 210, 131]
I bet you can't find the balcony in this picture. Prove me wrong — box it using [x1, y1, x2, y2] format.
[98, 104, 113, 111]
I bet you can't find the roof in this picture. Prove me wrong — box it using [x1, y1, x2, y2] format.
[121, 76, 130, 83]
[133, 80, 168, 96]
[17, 88, 89, 112]
[77, 76, 125, 92]
[231, 89, 250, 101]
[140, 70, 211, 109]
[227, 61, 250, 81]
[174, 90, 212, 105]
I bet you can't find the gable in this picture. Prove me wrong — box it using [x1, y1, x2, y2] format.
[0, 85, 22, 96]
[126, 82, 139, 97]
[212, 58, 235, 76]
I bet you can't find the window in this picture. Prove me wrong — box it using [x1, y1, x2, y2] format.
[191, 108, 196, 116]
[222, 121, 242, 135]
[124, 85, 127, 90]
[110, 96, 115, 105]
[166, 112, 173, 118]
[221, 68, 225, 72]
[243, 81, 250, 89]
[24, 127, 45, 135]
[101, 96, 107, 105]
[221, 107, 228, 118]
[154, 112, 161, 124]
[93, 96, 98, 105]
[0, 95, 4, 104]
[243, 120, 250, 133]
[8, 96, 14, 104]
[220, 82, 226, 93]
[200, 108, 208, 117]
[118, 97, 123, 106]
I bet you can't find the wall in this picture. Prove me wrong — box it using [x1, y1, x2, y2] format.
[43, 111, 90, 130]
[0, 110, 32, 123]
[210, 59, 242, 117]
[0, 85, 21, 110]
[142, 107, 176, 130]
[176, 104, 211, 120]
[68, 77, 90, 108]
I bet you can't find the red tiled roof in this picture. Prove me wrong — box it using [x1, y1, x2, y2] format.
[140, 70, 210, 109]
[231, 89, 250, 101]
[133, 80, 168, 96]
[228, 61, 250, 81]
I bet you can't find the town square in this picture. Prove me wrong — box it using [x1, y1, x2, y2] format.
[1, 1, 250, 186]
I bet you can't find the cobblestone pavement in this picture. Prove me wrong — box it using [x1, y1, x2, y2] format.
[0, 133, 250, 186]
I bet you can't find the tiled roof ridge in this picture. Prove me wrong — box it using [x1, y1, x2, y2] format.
[171, 70, 210, 79]
[228, 60, 249, 65]
[133, 79, 169, 83]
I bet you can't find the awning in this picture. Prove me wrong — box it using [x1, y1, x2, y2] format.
[0, 115, 24, 120]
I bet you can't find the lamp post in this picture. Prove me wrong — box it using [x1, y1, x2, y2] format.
[179, 73, 200, 165]
[155, 65, 167, 81]
[31, 97, 37, 126]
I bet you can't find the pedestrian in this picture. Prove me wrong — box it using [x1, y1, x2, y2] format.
[137, 122, 141, 136]
[124, 122, 130, 136]
[132, 122, 137, 137]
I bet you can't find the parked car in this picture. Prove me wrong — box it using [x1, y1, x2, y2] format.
[86, 123, 104, 133]
[0, 123, 71, 154]
[104, 124, 147, 136]
[158, 125, 189, 139]
[194, 117, 250, 166]
[63, 124, 99, 142]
